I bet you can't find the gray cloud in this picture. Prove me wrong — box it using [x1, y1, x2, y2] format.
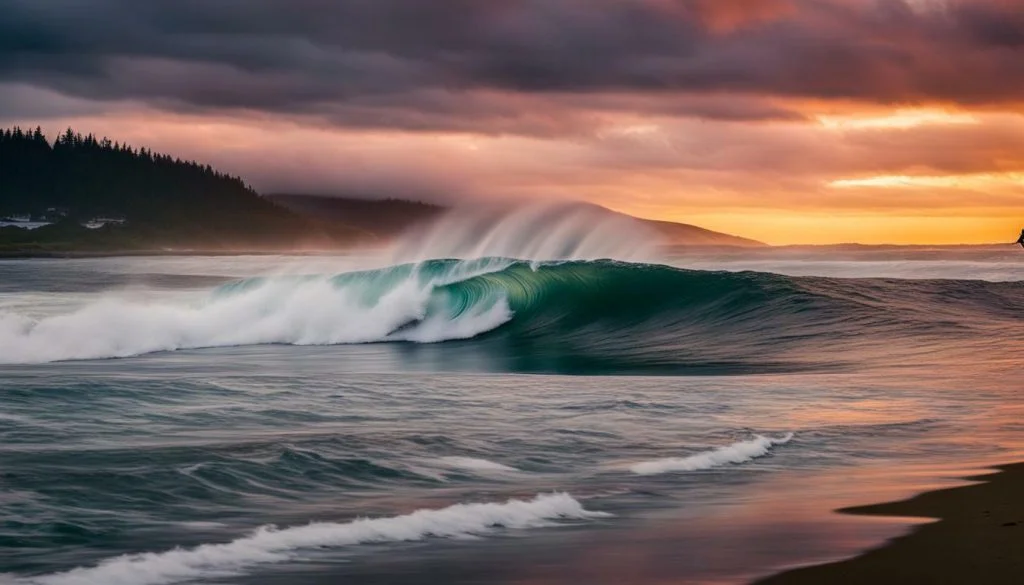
[0, 83, 110, 121]
[1, 0, 1022, 134]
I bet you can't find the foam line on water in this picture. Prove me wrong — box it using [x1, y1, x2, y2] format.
[630, 433, 794, 476]
[16, 493, 607, 585]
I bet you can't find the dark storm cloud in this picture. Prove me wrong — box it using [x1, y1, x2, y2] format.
[955, 1, 1024, 47]
[1, 0, 1022, 132]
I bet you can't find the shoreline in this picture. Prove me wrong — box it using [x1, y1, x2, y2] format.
[754, 462, 1024, 584]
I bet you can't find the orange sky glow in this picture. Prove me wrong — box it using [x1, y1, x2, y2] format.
[7, 100, 1020, 246]
[3, 0, 1022, 245]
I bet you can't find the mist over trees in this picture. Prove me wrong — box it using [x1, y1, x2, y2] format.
[0, 126, 757, 254]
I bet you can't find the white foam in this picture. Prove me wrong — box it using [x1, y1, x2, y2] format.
[0, 262, 511, 364]
[630, 433, 794, 476]
[18, 494, 606, 585]
[435, 457, 520, 473]
[0, 202, 665, 365]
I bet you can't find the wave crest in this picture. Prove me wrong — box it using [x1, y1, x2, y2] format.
[20, 493, 607, 585]
[3, 257, 1016, 368]
[0, 258, 863, 366]
[630, 434, 794, 476]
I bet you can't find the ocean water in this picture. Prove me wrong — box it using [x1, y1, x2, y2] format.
[1, 238, 1023, 584]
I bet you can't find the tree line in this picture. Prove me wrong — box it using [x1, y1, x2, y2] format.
[0, 126, 339, 250]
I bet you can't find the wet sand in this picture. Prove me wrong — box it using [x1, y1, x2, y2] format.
[756, 462, 1024, 585]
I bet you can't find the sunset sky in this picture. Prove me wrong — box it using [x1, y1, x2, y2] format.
[1, 0, 1022, 244]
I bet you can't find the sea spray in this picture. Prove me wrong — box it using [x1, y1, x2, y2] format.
[387, 201, 664, 264]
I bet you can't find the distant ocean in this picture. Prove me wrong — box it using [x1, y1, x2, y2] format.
[2, 213, 1023, 585]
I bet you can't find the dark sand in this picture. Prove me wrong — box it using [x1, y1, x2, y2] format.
[756, 462, 1024, 584]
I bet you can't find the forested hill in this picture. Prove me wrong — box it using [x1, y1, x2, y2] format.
[0, 127, 358, 252]
[0, 126, 762, 254]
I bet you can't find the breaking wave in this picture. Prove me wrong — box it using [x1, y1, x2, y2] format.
[16, 493, 606, 585]
[631, 434, 795, 475]
[0, 256, 1020, 369]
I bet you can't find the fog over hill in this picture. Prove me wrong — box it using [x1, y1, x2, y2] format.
[0, 126, 763, 254]
[269, 194, 765, 248]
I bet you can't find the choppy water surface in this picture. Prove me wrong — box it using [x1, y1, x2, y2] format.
[1, 245, 1022, 585]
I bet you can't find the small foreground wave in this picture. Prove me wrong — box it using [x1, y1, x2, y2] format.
[631, 434, 794, 476]
[15, 493, 606, 585]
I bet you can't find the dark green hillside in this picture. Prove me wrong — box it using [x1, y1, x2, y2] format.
[0, 127, 359, 252]
[0, 126, 763, 254]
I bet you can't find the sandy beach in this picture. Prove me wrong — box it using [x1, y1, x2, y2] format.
[756, 462, 1024, 585]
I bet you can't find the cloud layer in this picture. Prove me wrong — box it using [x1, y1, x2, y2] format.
[2, 0, 1023, 129]
[1, 0, 1022, 243]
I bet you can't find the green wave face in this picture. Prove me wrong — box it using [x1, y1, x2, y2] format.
[215, 257, 810, 336]
[438, 260, 783, 329]
[7, 257, 1020, 368]
[423, 260, 832, 372]
[205, 257, 1023, 374]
